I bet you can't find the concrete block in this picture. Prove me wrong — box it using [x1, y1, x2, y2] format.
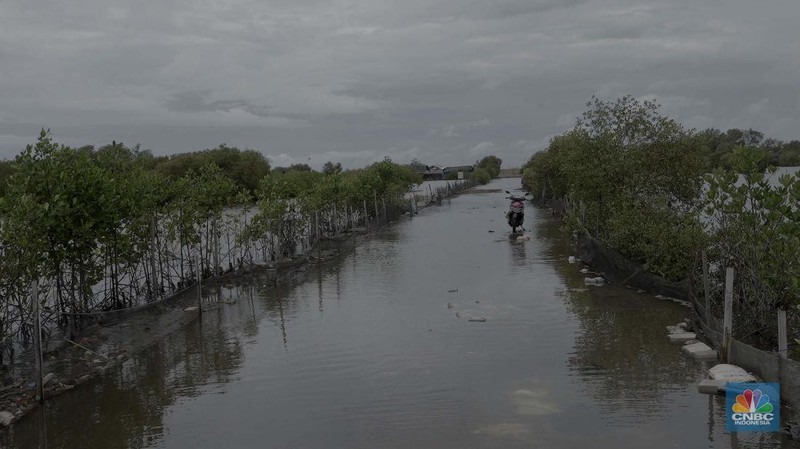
[708, 364, 757, 383]
[682, 342, 717, 359]
[668, 332, 696, 343]
[698, 379, 727, 395]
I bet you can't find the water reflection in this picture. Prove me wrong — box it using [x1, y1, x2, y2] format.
[509, 240, 527, 267]
[3, 314, 245, 449]
[1, 261, 349, 449]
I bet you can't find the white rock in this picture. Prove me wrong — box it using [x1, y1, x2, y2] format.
[668, 332, 696, 343]
[682, 342, 717, 359]
[184, 306, 198, 312]
[580, 268, 589, 274]
[0, 411, 14, 427]
[708, 364, 757, 383]
[568, 256, 577, 263]
[697, 379, 727, 395]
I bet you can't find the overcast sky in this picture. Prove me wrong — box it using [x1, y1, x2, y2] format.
[1, 0, 798, 168]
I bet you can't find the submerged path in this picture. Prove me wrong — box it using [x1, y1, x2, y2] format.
[3, 178, 796, 448]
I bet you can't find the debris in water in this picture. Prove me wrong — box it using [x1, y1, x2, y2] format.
[488, 230, 495, 233]
[469, 317, 487, 322]
[448, 289, 458, 293]
[583, 276, 605, 286]
[447, 303, 455, 309]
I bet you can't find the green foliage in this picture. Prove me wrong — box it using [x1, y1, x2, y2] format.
[322, 161, 343, 175]
[694, 128, 800, 170]
[272, 163, 312, 174]
[524, 95, 706, 280]
[705, 153, 800, 334]
[155, 144, 270, 195]
[470, 167, 492, 184]
[476, 155, 502, 178]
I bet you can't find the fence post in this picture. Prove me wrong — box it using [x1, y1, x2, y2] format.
[722, 267, 734, 362]
[702, 250, 710, 320]
[31, 280, 45, 403]
[196, 252, 203, 321]
[778, 309, 788, 360]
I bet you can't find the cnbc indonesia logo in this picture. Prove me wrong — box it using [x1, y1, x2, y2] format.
[726, 383, 780, 432]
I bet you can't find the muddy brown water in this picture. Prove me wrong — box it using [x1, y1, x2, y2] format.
[3, 178, 798, 449]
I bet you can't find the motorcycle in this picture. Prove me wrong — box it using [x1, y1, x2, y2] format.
[504, 190, 528, 233]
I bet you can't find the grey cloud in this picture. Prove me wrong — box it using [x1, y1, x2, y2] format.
[0, 0, 798, 169]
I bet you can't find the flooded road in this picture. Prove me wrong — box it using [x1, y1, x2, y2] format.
[3, 178, 797, 448]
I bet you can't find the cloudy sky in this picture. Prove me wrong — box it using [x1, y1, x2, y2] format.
[1, 0, 798, 168]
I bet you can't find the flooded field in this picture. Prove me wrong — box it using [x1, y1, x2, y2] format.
[3, 178, 797, 448]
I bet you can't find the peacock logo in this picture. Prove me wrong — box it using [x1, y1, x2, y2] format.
[732, 388, 773, 414]
[727, 383, 779, 432]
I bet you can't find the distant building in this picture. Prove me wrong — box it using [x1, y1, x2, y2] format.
[421, 165, 474, 180]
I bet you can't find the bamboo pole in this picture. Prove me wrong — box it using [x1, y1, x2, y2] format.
[778, 309, 788, 360]
[196, 252, 203, 321]
[31, 280, 44, 403]
[213, 218, 221, 277]
[150, 214, 159, 302]
[722, 267, 734, 362]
